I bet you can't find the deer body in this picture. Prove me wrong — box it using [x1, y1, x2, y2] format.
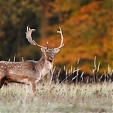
[0, 27, 64, 95]
[0, 55, 53, 95]
[0, 59, 52, 83]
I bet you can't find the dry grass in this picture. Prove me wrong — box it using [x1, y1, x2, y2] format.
[0, 82, 113, 113]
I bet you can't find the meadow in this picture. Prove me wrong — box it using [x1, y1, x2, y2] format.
[0, 82, 112, 113]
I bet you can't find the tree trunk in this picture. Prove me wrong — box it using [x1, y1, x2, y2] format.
[39, 1, 49, 39]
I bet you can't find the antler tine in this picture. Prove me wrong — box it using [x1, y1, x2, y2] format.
[55, 27, 64, 49]
[26, 26, 46, 48]
[46, 41, 49, 49]
[27, 26, 28, 32]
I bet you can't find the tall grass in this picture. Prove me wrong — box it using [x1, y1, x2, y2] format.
[0, 82, 112, 113]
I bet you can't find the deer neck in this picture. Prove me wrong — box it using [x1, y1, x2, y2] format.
[36, 55, 53, 77]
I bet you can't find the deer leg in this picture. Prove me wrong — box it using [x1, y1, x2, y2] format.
[31, 82, 37, 96]
[0, 73, 6, 88]
[0, 78, 4, 89]
[0, 81, 3, 88]
[23, 85, 30, 102]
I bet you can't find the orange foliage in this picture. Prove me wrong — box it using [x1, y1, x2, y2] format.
[38, 1, 113, 73]
[79, 1, 102, 14]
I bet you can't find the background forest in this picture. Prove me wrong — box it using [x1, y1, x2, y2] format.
[0, 0, 112, 74]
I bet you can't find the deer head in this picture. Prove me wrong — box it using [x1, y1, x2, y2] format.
[26, 26, 64, 62]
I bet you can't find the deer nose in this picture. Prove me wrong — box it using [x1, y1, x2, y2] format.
[49, 55, 54, 62]
[50, 55, 54, 59]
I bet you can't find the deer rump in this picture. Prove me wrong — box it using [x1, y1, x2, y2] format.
[0, 61, 40, 87]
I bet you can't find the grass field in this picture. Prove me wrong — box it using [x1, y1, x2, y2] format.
[0, 82, 113, 113]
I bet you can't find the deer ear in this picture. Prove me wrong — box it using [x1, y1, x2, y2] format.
[54, 49, 60, 54]
[41, 48, 46, 53]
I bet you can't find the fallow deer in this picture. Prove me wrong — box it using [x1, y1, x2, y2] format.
[0, 26, 64, 95]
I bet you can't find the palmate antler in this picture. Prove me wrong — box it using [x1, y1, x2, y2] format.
[26, 26, 46, 48]
[25, 26, 64, 49]
[25, 26, 36, 46]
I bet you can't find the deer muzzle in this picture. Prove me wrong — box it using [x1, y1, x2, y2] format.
[48, 56, 54, 62]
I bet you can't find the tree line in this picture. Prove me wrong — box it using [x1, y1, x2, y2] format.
[0, 0, 112, 74]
